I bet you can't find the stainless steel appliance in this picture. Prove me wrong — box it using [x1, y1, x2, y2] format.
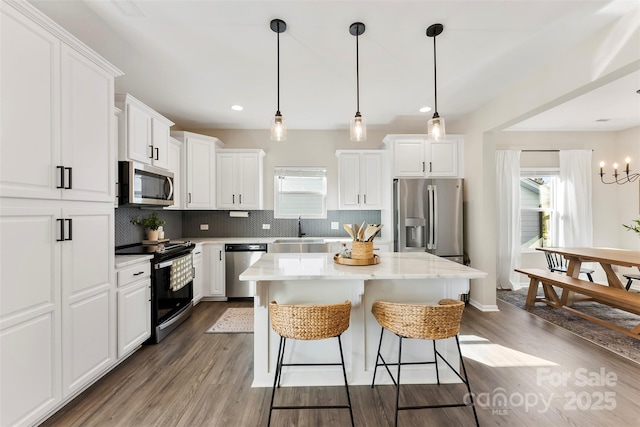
[393, 178, 464, 263]
[225, 243, 267, 298]
[118, 161, 174, 206]
[115, 241, 195, 342]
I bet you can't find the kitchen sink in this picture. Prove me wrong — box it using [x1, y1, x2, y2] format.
[269, 238, 330, 253]
[272, 238, 325, 244]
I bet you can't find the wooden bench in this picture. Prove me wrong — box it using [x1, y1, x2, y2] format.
[515, 268, 640, 339]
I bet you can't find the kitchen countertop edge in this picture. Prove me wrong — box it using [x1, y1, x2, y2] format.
[115, 254, 154, 269]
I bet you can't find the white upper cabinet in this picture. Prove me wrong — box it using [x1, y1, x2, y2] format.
[60, 45, 116, 202]
[428, 140, 458, 177]
[171, 131, 223, 209]
[336, 150, 383, 210]
[150, 117, 170, 169]
[1, 3, 121, 203]
[166, 137, 184, 210]
[115, 94, 173, 169]
[384, 134, 462, 178]
[216, 149, 265, 210]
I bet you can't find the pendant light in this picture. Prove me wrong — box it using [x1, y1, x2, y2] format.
[426, 23, 445, 141]
[349, 22, 366, 141]
[270, 19, 287, 141]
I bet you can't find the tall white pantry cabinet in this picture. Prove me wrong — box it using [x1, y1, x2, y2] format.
[0, 2, 122, 426]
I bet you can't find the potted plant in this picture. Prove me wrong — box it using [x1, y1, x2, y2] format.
[130, 212, 166, 241]
[623, 218, 640, 235]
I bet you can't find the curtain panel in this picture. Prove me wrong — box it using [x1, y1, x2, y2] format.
[559, 150, 593, 247]
[496, 150, 522, 290]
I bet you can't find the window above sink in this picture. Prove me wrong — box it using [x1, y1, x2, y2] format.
[274, 167, 327, 219]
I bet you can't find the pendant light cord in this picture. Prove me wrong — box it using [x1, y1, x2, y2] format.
[432, 34, 438, 114]
[356, 29, 360, 114]
[276, 25, 281, 114]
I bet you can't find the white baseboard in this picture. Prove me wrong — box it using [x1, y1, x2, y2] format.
[469, 298, 499, 312]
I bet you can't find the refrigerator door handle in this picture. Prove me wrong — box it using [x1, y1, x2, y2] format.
[432, 184, 438, 250]
[427, 185, 434, 250]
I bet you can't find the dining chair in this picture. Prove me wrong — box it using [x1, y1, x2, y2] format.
[544, 252, 594, 282]
[623, 273, 640, 291]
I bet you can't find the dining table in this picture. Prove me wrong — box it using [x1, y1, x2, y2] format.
[536, 247, 640, 289]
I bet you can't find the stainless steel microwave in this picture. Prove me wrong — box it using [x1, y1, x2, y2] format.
[118, 161, 174, 206]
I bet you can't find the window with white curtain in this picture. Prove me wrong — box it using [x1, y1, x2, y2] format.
[274, 167, 327, 219]
[520, 168, 559, 250]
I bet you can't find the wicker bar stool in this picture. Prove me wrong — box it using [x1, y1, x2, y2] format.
[371, 299, 479, 427]
[268, 300, 354, 427]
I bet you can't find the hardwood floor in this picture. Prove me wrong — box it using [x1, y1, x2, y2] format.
[42, 300, 640, 426]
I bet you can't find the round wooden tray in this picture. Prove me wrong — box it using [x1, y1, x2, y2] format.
[334, 254, 380, 266]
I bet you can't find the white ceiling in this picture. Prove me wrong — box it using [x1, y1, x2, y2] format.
[30, 0, 640, 133]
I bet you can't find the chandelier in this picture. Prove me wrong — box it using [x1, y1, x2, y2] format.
[599, 158, 639, 184]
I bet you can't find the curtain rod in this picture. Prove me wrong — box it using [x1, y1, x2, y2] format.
[521, 149, 594, 152]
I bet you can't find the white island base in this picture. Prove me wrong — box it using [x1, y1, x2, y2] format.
[240, 253, 487, 388]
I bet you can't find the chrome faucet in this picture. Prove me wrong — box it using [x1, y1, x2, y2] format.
[297, 215, 306, 238]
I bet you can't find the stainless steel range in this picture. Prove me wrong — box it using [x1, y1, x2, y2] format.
[116, 241, 195, 343]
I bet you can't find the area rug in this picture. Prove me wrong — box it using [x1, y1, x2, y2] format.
[205, 307, 254, 334]
[497, 288, 640, 364]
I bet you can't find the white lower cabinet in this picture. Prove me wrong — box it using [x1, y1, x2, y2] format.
[116, 260, 151, 358]
[0, 199, 115, 426]
[203, 243, 226, 300]
[192, 243, 204, 304]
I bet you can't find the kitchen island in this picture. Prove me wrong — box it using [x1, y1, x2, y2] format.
[239, 252, 487, 387]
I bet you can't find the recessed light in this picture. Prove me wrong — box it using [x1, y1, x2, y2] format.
[419, 106, 432, 113]
[231, 105, 243, 111]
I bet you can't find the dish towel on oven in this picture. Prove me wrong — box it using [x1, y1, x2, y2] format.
[170, 254, 193, 292]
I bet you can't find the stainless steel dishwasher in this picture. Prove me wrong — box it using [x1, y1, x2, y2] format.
[225, 243, 267, 298]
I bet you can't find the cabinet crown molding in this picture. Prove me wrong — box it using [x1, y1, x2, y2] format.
[335, 149, 385, 157]
[3, 0, 123, 77]
[382, 134, 463, 146]
[217, 148, 265, 157]
[170, 131, 224, 147]
[115, 93, 174, 126]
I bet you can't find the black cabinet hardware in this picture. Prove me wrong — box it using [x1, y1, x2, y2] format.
[57, 166, 65, 189]
[64, 218, 72, 241]
[64, 167, 72, 189]
[56, 218, 65, 241]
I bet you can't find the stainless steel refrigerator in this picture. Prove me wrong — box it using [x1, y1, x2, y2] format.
[393, 178, 464, 263]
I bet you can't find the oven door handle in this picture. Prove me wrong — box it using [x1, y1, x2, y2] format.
[156, 253, 191, 269]
[156, 260, 174, 269]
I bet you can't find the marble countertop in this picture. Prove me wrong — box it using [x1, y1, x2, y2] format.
[239, 252, 487, 281]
